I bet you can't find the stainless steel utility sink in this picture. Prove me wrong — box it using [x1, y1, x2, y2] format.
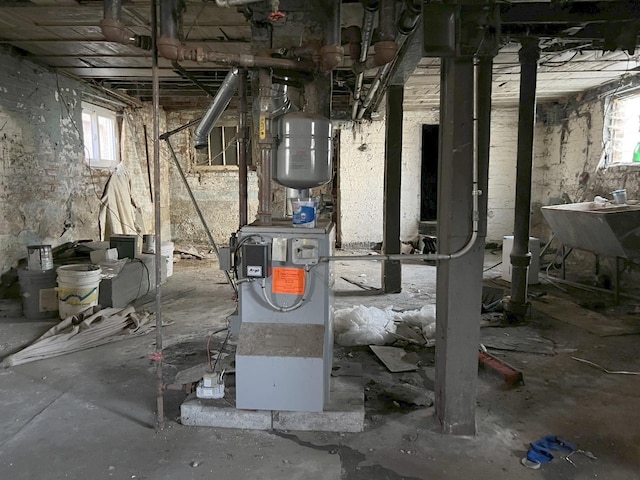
[541, 202, 640, 258]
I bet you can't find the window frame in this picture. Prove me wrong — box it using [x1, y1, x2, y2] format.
[82, 101, 121, 169]
[602, 90, 640, 168]
[194, 123, 240, 171]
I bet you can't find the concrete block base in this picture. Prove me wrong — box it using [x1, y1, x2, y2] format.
[180, 376, 364, 432]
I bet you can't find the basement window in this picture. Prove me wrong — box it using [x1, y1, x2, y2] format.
[603, 92, 640, 166]
[195, 125, 239, 169]
[82, 102, 120, 168]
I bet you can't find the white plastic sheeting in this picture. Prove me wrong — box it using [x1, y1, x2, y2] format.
[334, 304, 436, 347]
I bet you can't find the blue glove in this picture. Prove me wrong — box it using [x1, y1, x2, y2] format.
[526, 435, 576, 465]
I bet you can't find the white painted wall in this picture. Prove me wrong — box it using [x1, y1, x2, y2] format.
[487, 107, 520, 241]
[338, 106, 520, 246]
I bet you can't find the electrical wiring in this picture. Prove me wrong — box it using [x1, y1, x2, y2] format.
[260, 265, 311, 312]
[208, 327, 231, 373]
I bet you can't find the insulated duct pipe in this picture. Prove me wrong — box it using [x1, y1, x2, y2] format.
[100, 0, 151, 49]
[357, 0, 423, 119]
[193, 68, 241, 149]
[352, 1, 378, 119]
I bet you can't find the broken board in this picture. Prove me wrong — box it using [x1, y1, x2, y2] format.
[533, 296, 640, 337]
[369, 345, 419, 373]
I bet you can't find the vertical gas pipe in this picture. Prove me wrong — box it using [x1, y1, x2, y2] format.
[238, 69, 249, 227]
[257, 69, 273, 225]
[506, 38, 540, 321]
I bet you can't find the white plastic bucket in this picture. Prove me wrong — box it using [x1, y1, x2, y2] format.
[161, 241, 174, 278]
[292, 199, 317, 228]
[56, 264, 102, 319]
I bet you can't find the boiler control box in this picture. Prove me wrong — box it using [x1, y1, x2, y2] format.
[242, 243, 270, 278]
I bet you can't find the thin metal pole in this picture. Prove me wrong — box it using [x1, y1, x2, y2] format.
[151, 0, 164, 431]
[164, 138, 238, 294]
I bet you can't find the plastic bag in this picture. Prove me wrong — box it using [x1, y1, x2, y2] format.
[334, 305, 398, 346]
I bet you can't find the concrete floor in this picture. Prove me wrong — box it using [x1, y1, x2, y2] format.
[1, 250, 639, 479]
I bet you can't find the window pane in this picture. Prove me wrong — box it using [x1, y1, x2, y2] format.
[209, 127, 223, 166]
[82, 112, 94, 160]
[97, 115, 116, 161]
[224, 126, 238, 166]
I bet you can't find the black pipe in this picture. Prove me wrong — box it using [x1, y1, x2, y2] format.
[238, 69, 249, 228]
[379, 0, 397, 42]
[159, 0, 184, 40]
[507, 38, 540, 321]
[103, 0, 122, 20]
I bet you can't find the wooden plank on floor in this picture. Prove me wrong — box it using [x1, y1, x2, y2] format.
[532, 295, 640, 337]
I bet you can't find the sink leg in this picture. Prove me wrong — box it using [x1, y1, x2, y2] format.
[615, 257, 621, 305]
[561, 245, 566, 280]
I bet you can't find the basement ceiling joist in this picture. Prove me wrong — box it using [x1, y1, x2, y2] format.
[0, 1, 639, 112]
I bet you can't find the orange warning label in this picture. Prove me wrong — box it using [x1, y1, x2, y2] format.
[272, 267, 305, 295]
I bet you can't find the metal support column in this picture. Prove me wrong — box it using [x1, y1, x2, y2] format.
[382, 85, 403, 293]
[506, 38, 540, 321]
[435, 56, 484, 435]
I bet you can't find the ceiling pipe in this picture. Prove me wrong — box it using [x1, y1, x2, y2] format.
[320, 0, 345, 72]
[357, 0, 422, 119]
[100, 0, 151, 49]
[193, 67, 241, 149]
[214, 0, 263, 6]
[351, 0, 379, 120]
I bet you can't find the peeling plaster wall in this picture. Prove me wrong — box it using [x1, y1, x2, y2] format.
[338, 107, 520, 246]
[0, 50, 100, 274]
[532, 92, 640, 281]
[165, 111, 259, 246]
[120, 105, 171, 242]
[0, 50, 167, 274]
[531, 96, 640, 237]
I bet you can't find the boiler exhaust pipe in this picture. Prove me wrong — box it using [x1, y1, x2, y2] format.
[193, 68, 240, 149]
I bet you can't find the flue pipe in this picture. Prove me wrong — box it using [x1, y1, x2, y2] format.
[193, 68, 241, 149]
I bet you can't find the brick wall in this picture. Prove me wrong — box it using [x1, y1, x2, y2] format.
[338, 106, 520, 246]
